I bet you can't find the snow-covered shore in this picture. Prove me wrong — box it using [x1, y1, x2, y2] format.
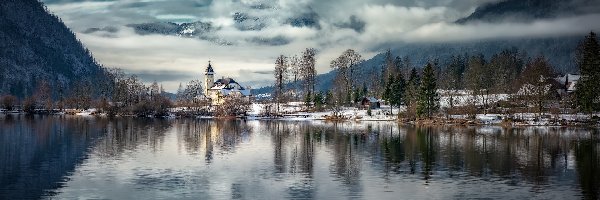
[4, 102, 599, 126]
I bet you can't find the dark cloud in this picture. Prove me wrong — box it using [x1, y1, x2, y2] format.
[335, 15, 366, 33]
[233, 12, 266, 31]
[127, 22, 180, 35]
[286, 7, 321, 29]
[250, 70, 273, 75]
[121, 2, 150, 8]
[82, 26, 119, 34]
[248, 36, 291, 46]
[42, 0, 116, 3]
[125, 21, 232, 45]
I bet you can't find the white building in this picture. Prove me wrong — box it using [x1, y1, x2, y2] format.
[555, 74, 580, 95]
[203, 61, 252, 105]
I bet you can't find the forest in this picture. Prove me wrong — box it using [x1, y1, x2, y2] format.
[269, 32, 600, 121]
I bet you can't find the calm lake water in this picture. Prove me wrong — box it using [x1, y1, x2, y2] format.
[1, 115, 599, 200]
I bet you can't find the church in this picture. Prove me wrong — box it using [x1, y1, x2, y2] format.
[203, 61, 252, 105]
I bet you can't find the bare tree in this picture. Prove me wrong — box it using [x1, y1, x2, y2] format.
[300, 48, 317, 106]
[274, 55, 288, 114]
[214, 93, 251, 117]
[515, 56, 556, 117]
[183, 79, 204, 109]
[34, 80, 53, 111]
[288, 55, 301, 100]
[465, 54, 492, 115]
[1, 95, 17, 111]
[330, 49, 363, 105]
[382, 49, 395, 87]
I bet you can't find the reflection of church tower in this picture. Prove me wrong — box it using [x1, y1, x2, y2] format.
[204, 61, 215, 95]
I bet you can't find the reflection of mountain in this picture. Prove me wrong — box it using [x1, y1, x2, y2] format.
[0, 116, 107, 199]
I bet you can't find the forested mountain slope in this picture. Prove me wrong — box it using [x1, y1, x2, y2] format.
[0, 0, 108, 98]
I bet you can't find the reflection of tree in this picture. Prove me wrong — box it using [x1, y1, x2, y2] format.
[417, 126, 437, 183]
[0, 116, 108, 199]
[177, 119, 252, 163]
[95, 118, 171, 158]
[574, 134, 599, 200]
[270, 122, 288, 174]
[325, 123, 364, 196]
[262, 121, 316, 199]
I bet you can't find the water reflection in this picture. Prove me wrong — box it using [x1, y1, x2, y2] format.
[0, 116, 599, 199]
[0, 115, 108, 199]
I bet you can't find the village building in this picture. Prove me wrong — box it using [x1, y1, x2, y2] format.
[555, 74, 580, 95]
[203, 61, 252, 105]
[360, 97, 381, 109]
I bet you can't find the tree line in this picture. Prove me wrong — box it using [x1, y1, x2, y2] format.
[270, 32, 600, 120]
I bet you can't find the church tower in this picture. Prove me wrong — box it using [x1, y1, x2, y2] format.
[204, 60, 215, 95]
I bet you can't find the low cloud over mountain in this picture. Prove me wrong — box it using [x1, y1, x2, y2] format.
[41, 0, 600, 91]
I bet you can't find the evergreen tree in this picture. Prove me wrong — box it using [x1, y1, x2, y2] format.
[325, 90, 334, 106]
[404, 67, 420, 116]
[383, 75, 395, 104]
[416, 63, 440, 119]
[391, 73, 406, 108]
[314, 91, 324, 111]
[576, 32, 600, 114]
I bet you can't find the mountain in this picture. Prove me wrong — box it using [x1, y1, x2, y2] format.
[456, 0, 600, 24]
[126, 21, 291, 46]
[0, 0, 108, 98]
[253, 35, 584, 95]
[254, 0, 597, 95]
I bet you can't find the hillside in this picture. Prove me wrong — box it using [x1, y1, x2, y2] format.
[254, 35, 583, 95]
[456, 0, 600, 23]
[0, 0, 108, 98]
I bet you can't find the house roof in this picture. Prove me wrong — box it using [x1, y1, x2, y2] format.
[209, 77, 251, 96]
[554, 74, 580, 92]
[214, 77, 238, 85]
[363, 97, 379, 102]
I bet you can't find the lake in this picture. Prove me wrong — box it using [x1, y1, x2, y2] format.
[1, 115, 599, 199]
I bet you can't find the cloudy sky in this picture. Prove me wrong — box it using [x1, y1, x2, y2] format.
[41, 0, 600, 92]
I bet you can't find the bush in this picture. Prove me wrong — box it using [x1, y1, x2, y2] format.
[23, 97, 36, 114]
[1, 95, 17, 111]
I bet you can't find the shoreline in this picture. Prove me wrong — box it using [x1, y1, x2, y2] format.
[2, 112, 598, 128]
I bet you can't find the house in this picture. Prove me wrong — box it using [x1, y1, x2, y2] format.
[360, 97, 380, 109]
[555, 74, 580, 95]
[203, 61, 252, 105]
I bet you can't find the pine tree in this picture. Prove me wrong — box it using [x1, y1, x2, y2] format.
[404, 67, 420, 117]
[383, 75, 395, 104]
[383, 73, 406, 114]
[416, 63, 440, 119]
[576, 32, 600, 114]
[391, 73, 406, 109]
